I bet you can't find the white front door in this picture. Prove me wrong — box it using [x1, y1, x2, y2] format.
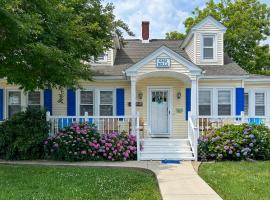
[149, 89, 170, 136]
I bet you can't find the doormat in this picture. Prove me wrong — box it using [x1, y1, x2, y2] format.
[161, 160, 181, 164]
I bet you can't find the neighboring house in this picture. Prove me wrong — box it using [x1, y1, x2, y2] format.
[0, 16, 270, 160]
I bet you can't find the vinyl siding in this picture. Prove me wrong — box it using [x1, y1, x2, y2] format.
[137, 53, 194, 80]
[185, 35, 195, 63]
[199, 80, 242, 87]
[193, 20, 224, 65]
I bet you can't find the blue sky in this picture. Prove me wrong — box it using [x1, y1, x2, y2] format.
[104, 0, 270, 44]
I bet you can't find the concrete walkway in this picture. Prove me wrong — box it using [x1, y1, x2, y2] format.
[0, 160, 222, 200]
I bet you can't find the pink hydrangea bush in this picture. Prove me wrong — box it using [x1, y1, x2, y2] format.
[44, 123, 137, 161]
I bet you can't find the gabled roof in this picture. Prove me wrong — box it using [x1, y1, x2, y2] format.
[181, 15, 227, 48]
[91, 40, 248, 77]
[125, 45, 202, 76]
[191, 15, 227, 32]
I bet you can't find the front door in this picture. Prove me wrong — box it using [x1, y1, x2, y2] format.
[150, 89, 170, 136]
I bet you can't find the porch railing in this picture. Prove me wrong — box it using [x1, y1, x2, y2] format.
[46, 112, 141, 161]
[197, 112, 270, 136]
[188, 112, 199, 161]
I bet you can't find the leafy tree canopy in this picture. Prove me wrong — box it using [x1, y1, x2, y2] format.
[184, 0, 270, 74]
[0, 0, 134, 91]
[165, 31, 185, 40]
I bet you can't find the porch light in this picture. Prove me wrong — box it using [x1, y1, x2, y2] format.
[138, 91, 143, 100]
[177, 91, 181, 99]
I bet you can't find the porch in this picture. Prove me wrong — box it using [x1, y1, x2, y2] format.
[46, 112, 270, 161]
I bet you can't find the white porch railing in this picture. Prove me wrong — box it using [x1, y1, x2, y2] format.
[188, 112, 199, 161]
[197, 112, 270, 136]
[46, 112, 141, 161]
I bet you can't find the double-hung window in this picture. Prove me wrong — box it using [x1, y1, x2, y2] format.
[99, 91, 114, 116]
[80, 91, 94, 115]
[255, 92, 265, 116]
[202, 35, 215, 60]
[199, 90, 212, 116]
[8, 91, 21, 118]
[28, 91, 41, 109]
[244, 93, 249, 115]
[218, 90, 232, 116]
[96, 52, 108, 63]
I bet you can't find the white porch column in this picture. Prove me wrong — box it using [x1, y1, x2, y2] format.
[191, 78, 198, 117]
[131, 76, 137, 133]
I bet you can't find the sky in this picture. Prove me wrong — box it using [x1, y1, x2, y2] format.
[103, 0, 270, 45]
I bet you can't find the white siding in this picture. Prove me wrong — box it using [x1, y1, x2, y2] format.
[185, 35, 195, 63]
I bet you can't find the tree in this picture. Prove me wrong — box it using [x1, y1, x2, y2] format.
[165, 31, 185, 40]
[0, 0, 134, 92]
[184, 0, 270, 74]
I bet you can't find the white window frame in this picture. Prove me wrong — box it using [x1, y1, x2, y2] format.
[198, 89, 213, 116]
[244, 92, 250, 116]
[217, 89, 233, 116]
[96, 52, 108, 63]
[27, 91, 43, 108]
[245, 89, 268, 117]
[201, 34, 217, 62]
[78, 89, 95, 116]
[198, 87, 234, 117]
[255, 92, 266, 116]
[98, 89, 116, 116]
[6, 90, 23, 118]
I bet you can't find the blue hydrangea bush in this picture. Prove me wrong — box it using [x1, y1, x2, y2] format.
[44, 123, 137, 161]
[198, 124, 270, 161]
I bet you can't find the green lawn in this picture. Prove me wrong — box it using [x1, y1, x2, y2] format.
[0, 164, 161, 200]
[199, 161, 270, 200]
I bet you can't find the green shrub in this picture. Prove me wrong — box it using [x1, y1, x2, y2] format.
[44, 123, 138, 161]
[0, 108, 49, 160]
[199, 124, 270, 161]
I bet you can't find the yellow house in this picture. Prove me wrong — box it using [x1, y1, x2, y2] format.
[1, 16, 270, 160]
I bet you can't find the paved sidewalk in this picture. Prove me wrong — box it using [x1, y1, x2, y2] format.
[0, 160, 222, 200]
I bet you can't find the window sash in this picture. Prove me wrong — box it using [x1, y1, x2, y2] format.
[202, 36, 214, 60]
[80, 91, 94, 115]
[99, 90, 114, 116]
[8, 91, 22, 118]
[255, 92, 265, 116]
[28, 91, 41, 107]
[218, 90, 232, 116]
[199, 90, 212, 116]
[244, 93, 249, 115]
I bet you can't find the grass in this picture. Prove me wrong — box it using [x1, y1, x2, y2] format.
[0, 164, 161, 200]
[199, 161, 270, 200]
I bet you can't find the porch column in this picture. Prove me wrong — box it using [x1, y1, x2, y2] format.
[191, 78, 198, 117]
[131, 76, 137, 133]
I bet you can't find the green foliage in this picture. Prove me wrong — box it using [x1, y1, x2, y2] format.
[199, 124, 270, 161]
[165, 31, 185, 40]
[44, 123, 137, 161]
[184, 0, 270, 74]
[0, 0, 134, 91]
[0, 108, 49, 160]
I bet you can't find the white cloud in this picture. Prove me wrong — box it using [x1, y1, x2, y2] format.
[104, 0, 199, 39]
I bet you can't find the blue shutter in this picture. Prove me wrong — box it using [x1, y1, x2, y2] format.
[236, 88, 244, 115]
[116, 88, 125, 116]
[67, 89, 76, 116]
[0, 89, 3, 121]
[186, 88, 191, 121]
[44, 89, 52, 114]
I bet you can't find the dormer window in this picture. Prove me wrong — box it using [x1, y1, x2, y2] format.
[96, 52, 108, 63]
[202, 35, 216, 61]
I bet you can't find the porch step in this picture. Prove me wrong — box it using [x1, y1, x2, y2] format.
[140, 138, 194, 161]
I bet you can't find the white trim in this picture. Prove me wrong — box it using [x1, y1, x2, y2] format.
[191, 16, 227, 32]
[200, 33, 217, 62]
[27, 90, 44, 108]
[199, 76, 249, 80]
[245, 89, 268, 117]
[147, 86, 172, 137]
[93, 76, 125, 80]
[125, 45, 202, 76]
[198, 87, 235, 117]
